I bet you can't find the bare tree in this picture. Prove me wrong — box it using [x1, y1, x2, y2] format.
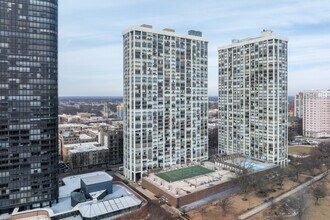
[217, 197, 232, 216]
[278, 198, 291, 216]
[175, 187, 180, 195]
[318, 141, 330, 155]
[148, 202, 173, 220]
[236, 173, 253, 201]
[253, 177, 270, 197]
[302, 156, 318, 175]
[273, 168, 287, 189]
[201, 206, 207, 220]
[311, 184, 327, 205]
[271, 214, 285, 220]
[310, 148, 323, 169]
[231, 157, 254, 200]
[310, 142, 330, 171]
[288, 192, 308, 220]
[288, 129, 298, 143]
[287, 158, 303, 182]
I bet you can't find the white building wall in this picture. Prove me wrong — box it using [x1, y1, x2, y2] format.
[123, 25, 209, 181]
[218, 30, 288, 166]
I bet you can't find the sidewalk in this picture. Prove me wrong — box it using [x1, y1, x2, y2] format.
[238, 171, 328, 219]
[180, 186, 240, 212]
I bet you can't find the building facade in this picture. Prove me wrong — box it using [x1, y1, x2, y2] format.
[67, 143, 109, 170]
[0, 0, 58, 212]
[303, 90, 330, 138]
[103, 128, 123, 165]
[218, 30, 288, 166]
[123, 25, 208, 181]
[294, 92, 303, 118]
[59, 129, 97, 157]
[98, 125, 123, 165]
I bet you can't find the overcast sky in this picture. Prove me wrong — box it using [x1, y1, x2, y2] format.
[59, 0, 330, 96]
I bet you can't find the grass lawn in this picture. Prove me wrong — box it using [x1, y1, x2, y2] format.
[156, 165, 214, 182]
[288, 146, 312, 155]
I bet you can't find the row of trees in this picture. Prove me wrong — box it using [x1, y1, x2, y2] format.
[212, 178, 327, 219]
[235, 166, 287, 201]
[199, 142, 330, 219]
[270, 182, 327, 220]
[235, 141, 330, 201]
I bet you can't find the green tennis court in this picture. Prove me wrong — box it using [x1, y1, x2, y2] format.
[156, 165, 214, 182]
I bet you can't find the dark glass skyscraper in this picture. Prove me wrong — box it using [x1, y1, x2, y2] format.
[0, 0, 58, 212]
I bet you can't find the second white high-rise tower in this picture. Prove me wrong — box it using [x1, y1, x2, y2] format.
[218, 30, 288, 166]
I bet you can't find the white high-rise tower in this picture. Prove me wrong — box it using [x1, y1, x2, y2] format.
[218, 30, 288, 166]
[123, 25, 209, 181]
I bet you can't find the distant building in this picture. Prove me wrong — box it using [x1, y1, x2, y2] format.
[303, 90, 330, 138]
[294, 92, 304, 118]
[59, 129, 97, 157]
[60, 130, 79, 145]
[58, 123, 123, 168]
[288, 102, 295, 117]
[100, 126, 124, 165]
[64, 142, 109, 170]
[218, 30, 288, 166]
[59, 123, 88, 131]
[123, 25, 209, 181]
[116, 104, 125, 120]
[59, 130, 79, 156]
[102, 103, 111, 118]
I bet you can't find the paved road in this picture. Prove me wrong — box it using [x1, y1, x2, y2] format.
[238, 171, 328, 220]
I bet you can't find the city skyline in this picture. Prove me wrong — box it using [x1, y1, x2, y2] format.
[59, 0, 330, 96]
[1, 0, 330, 219]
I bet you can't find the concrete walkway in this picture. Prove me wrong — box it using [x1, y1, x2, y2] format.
[180, 186, 240, 212]
[238, 171, 328, 220]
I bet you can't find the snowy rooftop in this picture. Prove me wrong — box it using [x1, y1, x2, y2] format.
[69, 145, 107, 154]
[85, 129, 99, 134]
[78, 195, 141, 218]
[81, 173, 113, 185]
[12, 172, 143, 220]
[89, 190, 106, 199]
[60, 171, 110, 198]
[79, 134, 93, 140]
[59, 124, 88, 129]
[63, 142, 107, 154]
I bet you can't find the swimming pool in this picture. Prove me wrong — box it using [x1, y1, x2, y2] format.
[240, 161, 266, 171]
